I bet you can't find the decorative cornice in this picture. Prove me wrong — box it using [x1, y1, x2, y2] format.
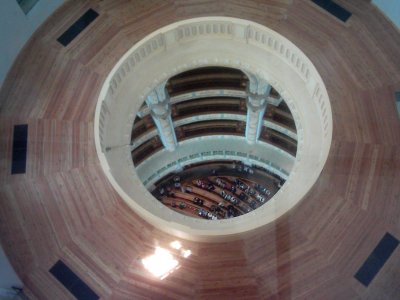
[94, 17, 333, 241]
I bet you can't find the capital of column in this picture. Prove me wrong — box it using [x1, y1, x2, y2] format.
[247, 93, 267, 111]
[145, 84, 167, 106]
[148, 98, 171, 120]
[246, 75, 271, 109]
[145, 85, 170, 118]
[247, 74, 271, 96]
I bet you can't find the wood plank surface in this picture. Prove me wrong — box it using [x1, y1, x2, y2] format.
[0, 0, 400, 299]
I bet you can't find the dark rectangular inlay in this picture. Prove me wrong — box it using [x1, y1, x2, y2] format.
[312, 0, 352, 22]
[50, 260, 99, 300]
[395, 91, 400, 118]
[17, 0, 39, 15]
[57, 9, 99, 46]
[354, 233, 399, 287]
[11, 124, 28, 174]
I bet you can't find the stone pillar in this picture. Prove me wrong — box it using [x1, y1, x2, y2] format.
[145, 85, 177, 151]
[245, 76, 271, 144]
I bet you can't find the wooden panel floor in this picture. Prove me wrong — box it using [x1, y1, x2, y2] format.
[1, 0, 400, 299]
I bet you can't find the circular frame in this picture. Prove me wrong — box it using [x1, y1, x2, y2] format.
[94, 17, 332, 241]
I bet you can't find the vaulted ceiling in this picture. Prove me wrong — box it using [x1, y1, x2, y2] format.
[0, 1, 400, 299]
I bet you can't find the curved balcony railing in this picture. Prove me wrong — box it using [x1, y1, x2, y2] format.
[131, 135, 163, 166]
[265, 106, 296, 131]
[166, 66, 248, 96]
[136, 135, 294, 187]
[175, 120, 246, 140]
[132, 97, 297, 148]
[172, 97, 245, 118]
[131, 114, 156, 142]
[260, 128, 297, 156]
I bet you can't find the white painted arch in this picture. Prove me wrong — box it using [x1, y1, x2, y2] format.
[94, 17, 332, 241]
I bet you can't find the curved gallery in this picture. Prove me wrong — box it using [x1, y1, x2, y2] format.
[1, 1, 400, 299]
[96, 17, 332, 239]
[130, 66, 298, 221]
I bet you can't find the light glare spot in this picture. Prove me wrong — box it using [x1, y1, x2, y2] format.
[142, 247, 179, 279]
[170, 241, 182, 250]
[181, 249, 191, 258]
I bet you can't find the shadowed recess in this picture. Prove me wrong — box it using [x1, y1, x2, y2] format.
[57, 8, 99, 46]
[354, 233, 399, 287]
[49, 260, 99, 300]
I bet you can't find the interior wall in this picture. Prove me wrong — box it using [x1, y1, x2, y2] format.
[0, 0, 65, 89]
[372, 0, 400, 29]
[0, 244, 22, 298]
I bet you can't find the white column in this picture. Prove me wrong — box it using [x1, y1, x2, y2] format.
[245, 76, 271, 144]
[145, 85, 177, 151]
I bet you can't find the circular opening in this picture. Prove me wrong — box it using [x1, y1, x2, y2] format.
[131, 66, 297, 220]
[94, 17, 332, 241]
